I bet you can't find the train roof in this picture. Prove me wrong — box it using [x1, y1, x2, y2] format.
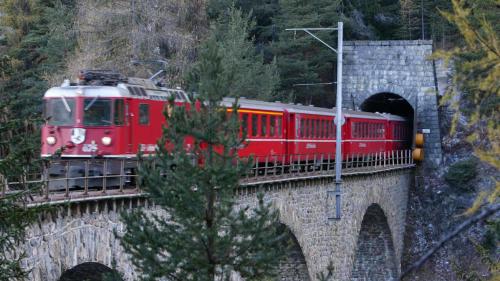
[222, 97, 406, 121]
[43, 83, 190, 102]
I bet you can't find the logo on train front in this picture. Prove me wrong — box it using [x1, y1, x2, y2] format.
[71, 128, 86, 144]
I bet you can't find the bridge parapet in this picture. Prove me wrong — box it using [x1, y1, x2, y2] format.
[1, 150, 414, 205]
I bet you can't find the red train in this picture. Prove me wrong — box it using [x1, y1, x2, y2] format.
[41, 71, 411, 162]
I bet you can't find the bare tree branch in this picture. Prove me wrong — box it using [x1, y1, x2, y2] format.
[400, 203, 500, 280]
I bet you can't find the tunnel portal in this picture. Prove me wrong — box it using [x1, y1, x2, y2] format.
[58, 262, 123, 281]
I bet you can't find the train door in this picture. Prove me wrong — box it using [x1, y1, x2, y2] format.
[125, 98, 133, 154]
[113, 98, 131, 155]
[284, 111, 296, 160]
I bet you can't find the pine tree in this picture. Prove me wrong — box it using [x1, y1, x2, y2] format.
[272, 0, 342, 106]
[0, 2, 75, 277]
[119, 34, 286, 281]
[192, 7, 280, 101]
[344, 0, 403, 40]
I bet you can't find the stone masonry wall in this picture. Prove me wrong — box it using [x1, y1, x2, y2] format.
[22, 198, 148, 281]
[351, 204, 398, 281]
[343, 40, 442, 166]
[22, 169, 412, 281]
[236, 169, 412, 280]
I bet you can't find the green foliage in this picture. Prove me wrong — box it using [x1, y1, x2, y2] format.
[272, 0, 342, 105]
[101, 260, 125, 281]
[452, 234, 500, 281]
[0, 1, 74, 279]
[482, 219, 500, 254]
[444, 158, 478, 192]
[0, 0, 76, 159]
[0, 193, 40, 280]
[344, 0, 403, 40]
[119, 35, 286, 281]
[189, 6, 280, 101]
[434, 0, 499, 170]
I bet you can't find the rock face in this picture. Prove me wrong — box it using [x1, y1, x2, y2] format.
[343, 40, 443, 167]
[22, 169, 412, 280]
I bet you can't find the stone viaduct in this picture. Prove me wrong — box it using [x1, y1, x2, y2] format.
[23, 169, 412, 281]
[19, 40, 445, 280]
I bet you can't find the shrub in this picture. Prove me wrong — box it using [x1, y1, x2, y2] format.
[444, 158, 478, 192]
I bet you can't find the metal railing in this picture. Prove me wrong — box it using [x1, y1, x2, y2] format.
[1, 150, 414, 203]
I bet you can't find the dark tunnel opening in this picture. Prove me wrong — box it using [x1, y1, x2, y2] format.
[58, 262, 123, 281]
[360, 92, 414, 146]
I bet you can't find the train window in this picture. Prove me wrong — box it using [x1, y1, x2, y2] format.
[324, 120, 327, 138]
[45, 98, 76, 126]
[309, 119, 313, 138]
[363, 123, 368, 138]
[300, 119, 305, 138]
[270, 116, 276, 137]
[330, 121, 335, 138]
[323, 120, 328, 139]
[261, 115, 267, 136]
[84, 98, 112, 126]
[139, 104, 149, 125]
[303, 119, 307, 138]
[325, 120, 330, 138]
[320, 120, 324, 138]
[252, 114, 258, 137]
[312, 120, 316, 138]
[277, 117, 282, 137]
[314, 120, 321, 138]
[314, 119, 318, 138]
[114, 99, 125, 125]
[242, 113, 249, 137]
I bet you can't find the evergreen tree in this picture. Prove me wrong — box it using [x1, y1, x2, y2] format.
[0, 191, 39, 279]
[197, 7, 280, 101]
[272, 0, 342, 106]
[398, 0, 420, 39]
[344, 0, 403, 40]
[0, 1, 75, 277]
[119, 35, 286, 280]
[207, 0, 280, 55]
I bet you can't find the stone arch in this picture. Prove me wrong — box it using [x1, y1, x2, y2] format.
[58, 262, 123, 281]
[272, 198, 313, 280]
[360, 92, 414, 145]
[351, 204, 398, 281]
[278, 224, 311, 281]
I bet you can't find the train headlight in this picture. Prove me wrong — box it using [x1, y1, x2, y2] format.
[46, 136, 56, 145]
[101, 136, 112, 146]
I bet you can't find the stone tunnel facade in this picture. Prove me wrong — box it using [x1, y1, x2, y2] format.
[22, 169, 412, 281]
[343, 40, 443, 166]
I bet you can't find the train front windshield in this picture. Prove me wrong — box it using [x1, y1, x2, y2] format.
[83, 98, 112, 126]
[44, 97, 75, 126]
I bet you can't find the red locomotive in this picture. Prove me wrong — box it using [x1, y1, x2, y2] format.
[42, 70, 410, 166]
